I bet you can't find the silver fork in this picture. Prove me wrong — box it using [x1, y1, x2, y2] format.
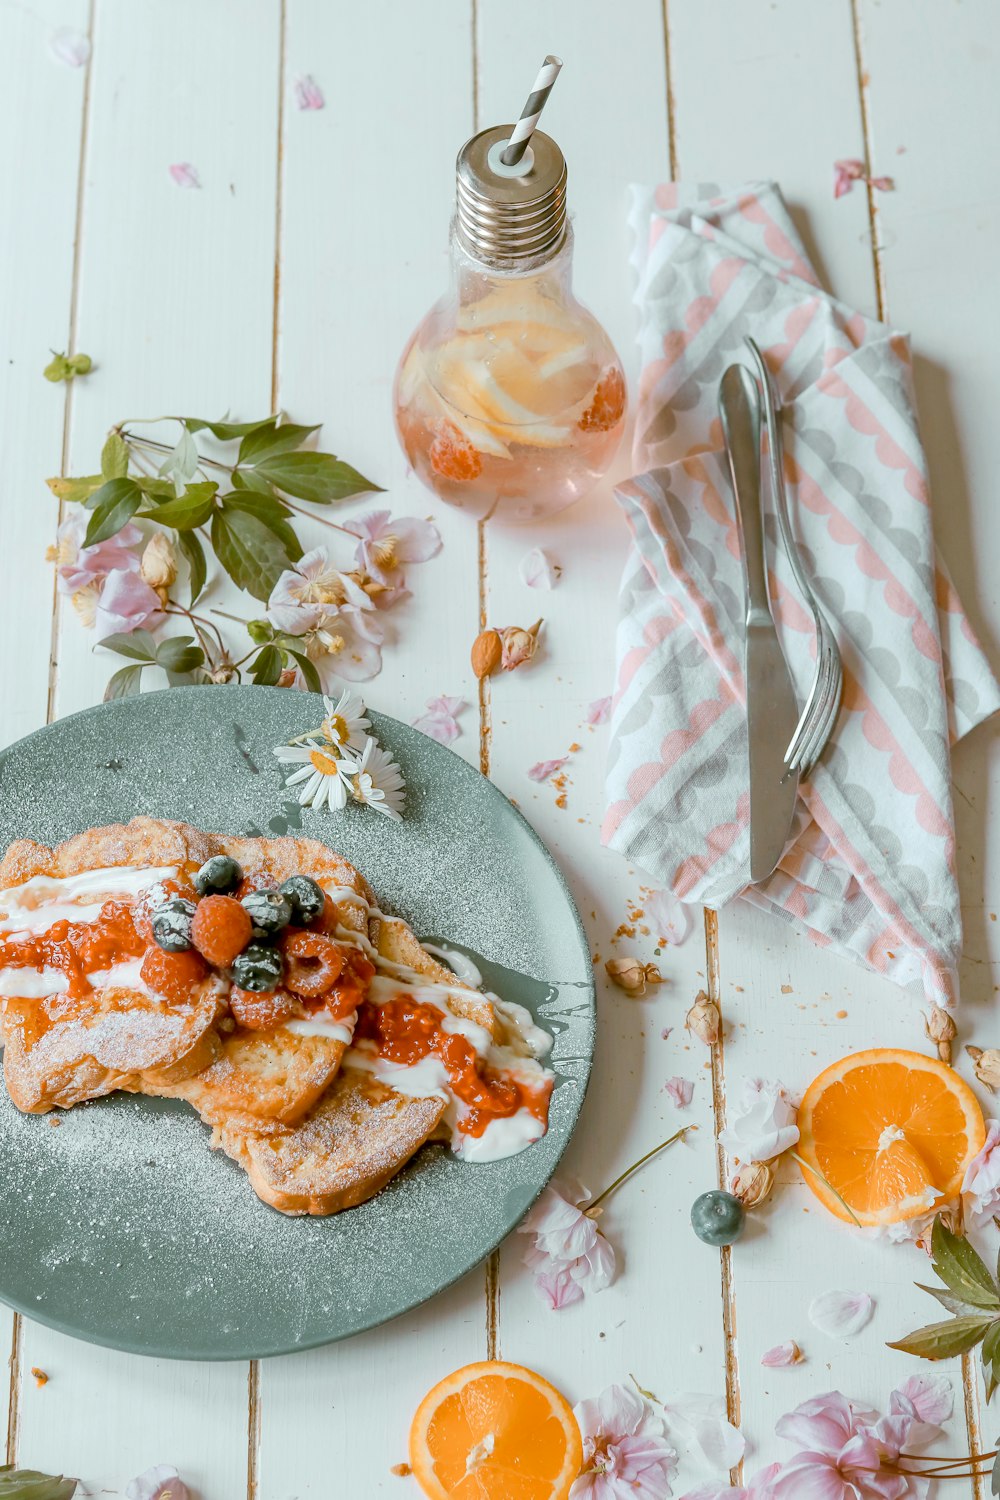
[744, 337, 843, 776]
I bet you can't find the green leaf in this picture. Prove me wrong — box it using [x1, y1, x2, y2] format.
[984, 1321, 1000, 1402]
[231, 466, 281, 498]
[101, 432, 130, 480]
[177, 530, 207, 606]
[0, 1466, 77, 1500]
[253, 451, 381, 504]
[103, 664, 144, 701]
[155, 636, 205, 674]
[221, 493, 301, 560]
[916, 1283, 990, 1318]
[931, 1218, 1000, 1309]
[238, 421, 320, 466]
[250, 642, 284, 685]
[46, 474, 104, 503]
[886, 1314, 996, 1361]
[97, 630, 158, 662]
[287, 647, 321, 693]
[183, 415, 275, 442]
[43, 353, 72, 383]
[68, 353, 92, 376]
[992, 1447, 1000, 1496]
[134, 475, 177, 502]
[83, 478, 143, 546]
[138, 482, 217, 529]
[247, 618, 274, 645]
[211, 508, 293, 601]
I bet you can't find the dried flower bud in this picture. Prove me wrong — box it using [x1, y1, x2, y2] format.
[605, 957, 663, 996]
[967, 1046, 1000, 1092]
[924, 1005, 957, 1064]
[471, 628, 502, 679]
[500, 618, 542, 671]
[686, 990, 721, 1046]
[140, 532, 177, 602]
[209, 664, 238, 685]
[276, 667, 297, 688]
[732, 1160, 774, 1209]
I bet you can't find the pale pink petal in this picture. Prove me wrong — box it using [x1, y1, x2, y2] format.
[586, 695, 612, 726]
[807, 1290, 874, 1340]
[49, 26, 91, 66]
[534, 1266, 583, 1310]
[761, 1342, 803, 1368]
[125, 1465, 189, 1500]
[889, 1373, 953, 1426]
[663, 1393, 745, 1471]
[293, 74, 325, 110]
[429, 695, 465, 717]
[664, 1076, 693, 1108]
[962, 1119, 1000, 1225]
[646, 888, 695, 946]
[412, 698, 463, 745]
[576, 1230, 616, 1293]
[869, 175, 895, 192]
[660, 1027, 673, 1040]
[94, 569, 163, 638]
[169, 162, 200, 189]
[528, 757, 568, 782]
[519, 546, 561, 589]
[774, 1391, 856, 1455]
[772, 1454, 849, 1500]
[391, 515, 442, 564]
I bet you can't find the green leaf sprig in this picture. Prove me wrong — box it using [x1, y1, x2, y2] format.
[888, 1215, 1000, 1400]
[47, 413, 383, 699]
[43, 351, 92, 383]
[0, 1468, 76, 1500]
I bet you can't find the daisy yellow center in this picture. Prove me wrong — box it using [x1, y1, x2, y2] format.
[324, 713, 349, 745]
[309, 748, 340, 777]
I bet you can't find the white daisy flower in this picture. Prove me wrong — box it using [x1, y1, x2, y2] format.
[274, 739, 350, 811]
[338, 736, 406, 821]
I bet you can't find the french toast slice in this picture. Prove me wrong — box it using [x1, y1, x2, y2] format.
[0, 818, 225, 1111]
[145, 833, 377, 1130]
[216, 910, 498, 1214]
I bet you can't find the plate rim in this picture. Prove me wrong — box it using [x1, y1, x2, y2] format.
[0, 684, 595, 1359]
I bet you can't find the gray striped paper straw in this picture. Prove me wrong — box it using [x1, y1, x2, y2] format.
[500, 54, 563, 167]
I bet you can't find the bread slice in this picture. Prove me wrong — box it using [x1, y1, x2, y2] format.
[0, 818, 225, 1111]
[216, 909, 498, 1214]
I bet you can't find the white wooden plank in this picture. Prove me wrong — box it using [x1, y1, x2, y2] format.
[0, 0, 89, 749]
[475, 5, 735, 1492]
[255, 3, 488, 1493]
[15, 0, 281, 1488]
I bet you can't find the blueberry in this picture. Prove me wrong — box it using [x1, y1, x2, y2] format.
[241, 889, 293, 938]
[231, 943, 284, 993]
[691, 1190, 745, 1246]
[150, 897, 197, 952]
[279, 875, 326, 925]
[194, 856, 242, 897]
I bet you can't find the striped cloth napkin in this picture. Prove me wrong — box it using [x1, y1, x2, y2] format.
[603, 180, 1000, 1010]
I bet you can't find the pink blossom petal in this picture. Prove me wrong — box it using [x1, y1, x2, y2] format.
[663, 1393, 745, 1472]
[125, 1466, 189, 1500]
[646, 888, 695, 947]
[168, 162, 201, 189]
[664, 1076, 693, 1108]
[293, 74, 325, 110]
[808, 1290, 874, 1340]
[889, 1373, 953, 1426]
[661, 1026, 673, 1040]
[586, 695, 612, 726]
[428, 695, 465, 717]
[534, 1266, 583, 1309]
[94, 569, 163, 639]
[519, 547, 561, 589]
[869, 175, 895, 192]
[49, 26, 91, 66]
[528, 757, 568, 782]
[412, 695, 465, 745]
[761, 1341, 803, 1368]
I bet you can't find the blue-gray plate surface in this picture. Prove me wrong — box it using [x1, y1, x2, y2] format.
[0, 686, 594, 1359]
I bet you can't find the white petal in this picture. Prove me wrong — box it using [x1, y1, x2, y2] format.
[808, 1289, 874, 1340]
[890, 1373, 953, 1425]
[519, 546, 561, 589]
[49, 26, 91, 66]
[663, 1393, 745, 1471]
[664, 1076, 693, 1108]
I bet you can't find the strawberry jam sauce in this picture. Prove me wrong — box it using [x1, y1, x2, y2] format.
[0, 900, 146, 1000]
[354, 995, 551, 1139]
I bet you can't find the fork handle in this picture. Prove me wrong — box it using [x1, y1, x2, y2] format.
[719, 364, 768, 622]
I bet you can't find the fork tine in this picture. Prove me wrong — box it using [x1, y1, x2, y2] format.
[787, 644, 839, 772]
[796, 656, 843, 775]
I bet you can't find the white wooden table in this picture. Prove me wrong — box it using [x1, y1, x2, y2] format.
[2, 1, 999, 1493]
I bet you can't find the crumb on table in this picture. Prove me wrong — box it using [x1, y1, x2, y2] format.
[31, 1368, 48, 1387]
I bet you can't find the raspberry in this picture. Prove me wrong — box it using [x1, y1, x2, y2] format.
[281, 930, 345, 998]
[429, 421, 483, 481]
[229, 986, 297, 1031]
[191, 895, 253, 967]
[579, 366, 626, 433]
[140, 945, 207, 1001]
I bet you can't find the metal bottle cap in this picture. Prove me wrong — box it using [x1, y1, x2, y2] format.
[455, 125, 567, 267]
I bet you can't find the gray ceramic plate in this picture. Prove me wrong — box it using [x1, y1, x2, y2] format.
[0, 685, 594, 1360]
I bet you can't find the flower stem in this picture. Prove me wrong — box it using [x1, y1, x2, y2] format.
[126, 432, 235, 475]
[790, 1150, 863, 1229]
[587, 1127, 693, 1216]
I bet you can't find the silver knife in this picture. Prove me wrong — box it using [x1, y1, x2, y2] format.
[718, 363, 800, 883]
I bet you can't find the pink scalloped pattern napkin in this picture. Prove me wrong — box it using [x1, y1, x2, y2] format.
[603, 180, 1000, 1009]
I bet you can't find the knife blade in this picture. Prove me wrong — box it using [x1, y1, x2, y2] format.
[718, 363, 800, 883]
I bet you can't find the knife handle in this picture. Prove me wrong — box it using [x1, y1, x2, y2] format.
[719, 364, 768, 622]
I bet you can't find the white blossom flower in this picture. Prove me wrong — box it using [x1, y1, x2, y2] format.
[518, 1181, 616, 1309]
[339, 736, 405, 820]
[266, 546, 362, 634]
[343, 509, 441, 584]
[962, 1117, 1000, 1226]
[571, 1384, 677, 1499]
[125, 1466, 189, 1500]
[718, 1078, 799, 1164]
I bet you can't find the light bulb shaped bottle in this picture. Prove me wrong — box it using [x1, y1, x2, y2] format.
[394, 125, 626, 523]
